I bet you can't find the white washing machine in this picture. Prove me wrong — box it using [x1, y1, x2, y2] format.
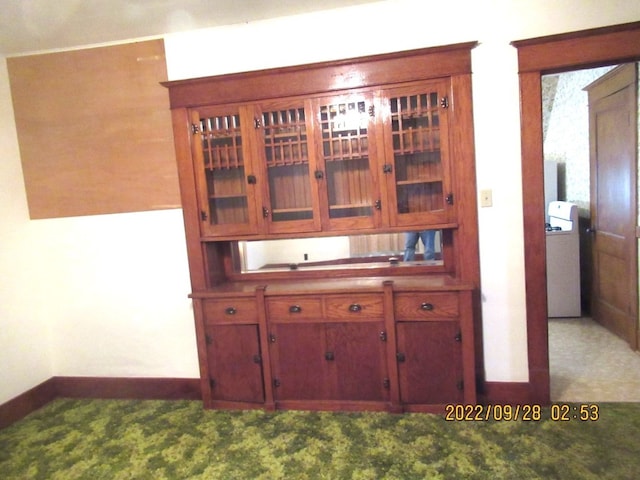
[545, 201, 581, 317]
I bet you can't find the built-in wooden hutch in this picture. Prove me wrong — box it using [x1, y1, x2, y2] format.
[164, 42, 481, 413]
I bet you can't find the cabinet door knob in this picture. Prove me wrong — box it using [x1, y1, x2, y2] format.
[421, 302, 434, 311]
[225, 307, 237, 315]
[349, 303, 362, 312]
[289, 305, 302, 313]
[396, 352, 406, 362]
[325, 351, 335, 361]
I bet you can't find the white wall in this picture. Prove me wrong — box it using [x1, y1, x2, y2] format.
[2, 0, 639, 404]
[543, 67, 615, 210]
[0, 65, 198, 404]
[0, 58, 53, 402]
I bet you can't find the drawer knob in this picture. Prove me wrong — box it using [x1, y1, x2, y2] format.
[289, 305, 302, 313]
[420, 302, 434, 311]
[325, 351, 335, 361]
[349, 303, 362, 312]
[225, 307, 237, 315]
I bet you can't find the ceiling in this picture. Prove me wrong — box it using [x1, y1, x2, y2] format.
[0, 0, 378, 56]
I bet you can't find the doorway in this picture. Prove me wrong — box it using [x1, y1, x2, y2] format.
[512, 21, 640, 405]
[542, 64, 640, 401]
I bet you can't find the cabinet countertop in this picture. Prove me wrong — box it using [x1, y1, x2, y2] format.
[189, 275, 474, 299]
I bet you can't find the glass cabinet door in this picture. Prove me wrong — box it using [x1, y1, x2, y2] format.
[256, 101, 321, 234]
[380, 81, 454, 227]
[191, 106, 259, 237]
[314, 93, 381, 230]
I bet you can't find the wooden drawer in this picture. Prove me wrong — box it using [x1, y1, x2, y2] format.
[266, 296, 323, 320]
[324, 294, 384, 320]
[202, 298, 258, 324]
[394, 292, 459, 320]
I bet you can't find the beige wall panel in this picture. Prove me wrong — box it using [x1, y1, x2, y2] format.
[8, 40, 180, 219]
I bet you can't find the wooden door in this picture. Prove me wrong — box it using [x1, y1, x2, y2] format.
[378, 80, 455, 228]
[269, 322, 330, 400]
[253, 100, 322, 235]
[326, 322, 389, 401]
[205, 324, 265, 403]
[312, 92, 383, 231]
[586, 64, 638, 349]
[396, 321, 464, 405]
[190, 106, 260, 237]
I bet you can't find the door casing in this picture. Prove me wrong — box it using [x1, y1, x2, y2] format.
[512, 21, 640, 404]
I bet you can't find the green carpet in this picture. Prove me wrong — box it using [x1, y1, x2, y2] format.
[1, 399, 639, 479]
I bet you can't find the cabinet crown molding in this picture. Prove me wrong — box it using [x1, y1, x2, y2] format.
[162, 41, 478, 108]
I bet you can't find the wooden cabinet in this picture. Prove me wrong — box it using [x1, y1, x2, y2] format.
[165, 43, 481, 414]
[396, 321, 463, 404]
[379, 80, 454, 227]
[199, 297, 265, 407]
[192, 101, 321, 237]
[254, 99, 322, 234]
[394, 289, 476, 410]
[191, 105, 256, 237]
[266, 294, 389, 407]
[190, 280, 475, 412]
[314, 92, 382, 231]
[204, 324, 264, 404]
[187, 80, 456, 240]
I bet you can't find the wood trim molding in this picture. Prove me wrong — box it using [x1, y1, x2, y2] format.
[0, 379, 58, 430]
[480, 382, 532, 406]
[2, 376, 527, 427]
[512, 21, 640, 73]
[54, 377, 201, 401]
[163, 42, 477, 108]
[513, 21, 640, 405]
[0, 377, 201, 430]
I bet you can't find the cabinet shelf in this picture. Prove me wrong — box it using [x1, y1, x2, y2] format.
[396, 179, 442, 186]
[393, 147, 439, 156]
[266, 157, 310, 167]
[269, 132, 306, 140]
[272, 207, 313, 214]
[329, 203, 371, 210]
[324, 154, 370, 162]
[209, 193, 247, 200]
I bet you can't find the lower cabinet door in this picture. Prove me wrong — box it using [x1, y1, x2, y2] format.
[396, 321, 464, 405]
[205, 324, 265, 403]
[326, 322, 388, 401]
[269, 321, 388, 402]
[269, 323, 329, 400]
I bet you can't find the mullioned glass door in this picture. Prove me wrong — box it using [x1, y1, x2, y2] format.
[191, 106, 259, 237]
[380, 81, 454, 227]
[314, 93, 381, 231]
[256, 100, 321, 234]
